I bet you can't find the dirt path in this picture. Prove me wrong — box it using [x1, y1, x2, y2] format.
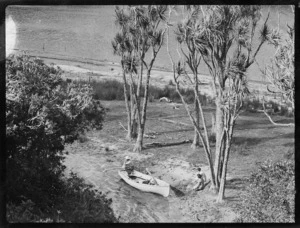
[63, 99, 293, 223]
[64, 134, 238, 223]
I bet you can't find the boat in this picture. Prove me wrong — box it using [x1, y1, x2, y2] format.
[118, 170, 170, 197]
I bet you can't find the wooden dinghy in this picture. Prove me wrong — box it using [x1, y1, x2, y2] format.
[118, 170, 170, 197]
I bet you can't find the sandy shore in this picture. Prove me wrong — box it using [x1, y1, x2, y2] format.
[19, 50, 279, 102]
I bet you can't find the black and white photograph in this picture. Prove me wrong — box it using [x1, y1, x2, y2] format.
[5, 4, 295, 223]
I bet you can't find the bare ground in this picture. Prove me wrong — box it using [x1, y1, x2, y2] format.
[63, 100, 294, 223]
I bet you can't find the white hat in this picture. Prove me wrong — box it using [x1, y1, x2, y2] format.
[125, 156, 131, 160]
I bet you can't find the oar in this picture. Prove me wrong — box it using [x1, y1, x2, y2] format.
[145, 168, 152, 176]
[145, 168, 158, 185]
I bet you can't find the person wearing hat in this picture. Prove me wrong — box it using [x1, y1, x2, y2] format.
[122, 156, 134, 177]
[193, 167, 206, 191]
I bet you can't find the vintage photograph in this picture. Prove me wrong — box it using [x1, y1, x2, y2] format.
[5, 5, 294, 223]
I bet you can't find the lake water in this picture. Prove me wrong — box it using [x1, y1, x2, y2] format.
[6, 5, 293, 81]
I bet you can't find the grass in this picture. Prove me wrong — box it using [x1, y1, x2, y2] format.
[72, 79, 213, 106]
[70, 78, 293, 118]
[63, 100, 294, 222]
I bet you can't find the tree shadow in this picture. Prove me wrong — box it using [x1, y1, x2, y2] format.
[143, 140, 193, 150]
[281, 132, 294, 139]
[284, 142, 294, 148]
[225, 195, 241, 203]
[233, 131, 294, 149]
[225, 177, 248, 191]
[170, 185, 185, 197]
[158, 128, 194, 135]
[232, 137, 268, 147]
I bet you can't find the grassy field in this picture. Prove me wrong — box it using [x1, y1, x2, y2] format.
[99, 100, 293, 175]
[64, 99, 294, 222]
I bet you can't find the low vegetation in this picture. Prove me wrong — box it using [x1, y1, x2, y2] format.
[234, 157, 294, 223]
[70, 79, 293, 119]
[243, 98, 293, 117]
[6, 54, 117, 222]
[72, 79, 213, 106]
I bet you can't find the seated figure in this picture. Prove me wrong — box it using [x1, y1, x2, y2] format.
[122, 156, 134, 177]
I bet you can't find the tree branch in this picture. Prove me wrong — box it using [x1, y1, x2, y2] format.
[258, 98, 294, 127]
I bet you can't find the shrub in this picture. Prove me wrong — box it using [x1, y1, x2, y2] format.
[56, 173, 117, 223]
[7, 173, 117, 223]
[90, 79, 125, 100]
[168, 79, 175, 86]
[242, 97, 293, 117]
[7, 200, 43, 223]
[235, 160, 295, 223]
[243, 98, 262, 112]
[73, 78, 213, 106]
[6, 54, 116, 222]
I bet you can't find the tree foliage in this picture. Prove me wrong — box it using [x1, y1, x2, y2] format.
[112, 5, 167, 151]
[6, 54, 116, 222]
[263, 10, 294, 107]
[168, 5, 271, 201]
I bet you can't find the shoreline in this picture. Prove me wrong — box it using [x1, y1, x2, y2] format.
[13, 49, 272, 91]
[10, 49, 291, 108]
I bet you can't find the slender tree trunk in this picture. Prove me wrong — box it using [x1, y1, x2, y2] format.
[211, 112, 216, 139]
[175, 80, 218, 192]
[134, 69, 151, 153]
[134, 123, 144, 153]
[130, 83, 138, 138]
[191, 95, 200, 149]
[217, 121, 234, 202]
[122, 70, 132, 140]
[191, 70, 200, 149]
[217, 139, 230, 203]
[214, 99, 224, 189]
[133, 62, 144, 152]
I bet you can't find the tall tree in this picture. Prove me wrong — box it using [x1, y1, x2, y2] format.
[259, 6, 294, 126]
[167, 5, 270, 201]
[114, 5, 167, 152]
[112, 26, 139, 140]
[175, 6, 202, 149]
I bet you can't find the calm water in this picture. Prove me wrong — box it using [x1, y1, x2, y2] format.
[6, 5, 293, 81]
[6, 6, 120, 63]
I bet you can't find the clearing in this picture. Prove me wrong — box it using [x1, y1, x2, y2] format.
[64, 100, 294, 222]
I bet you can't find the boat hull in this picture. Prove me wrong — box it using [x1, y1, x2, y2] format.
[118, 170, 170, 197]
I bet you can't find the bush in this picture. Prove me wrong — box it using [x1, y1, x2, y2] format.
[235, 160, 295, 223]
[243, 97, 293, 117]
[7, 173, 117, 223]
[6, 54, 116, 222]
[75, 79, 213, 105]
[90, 79, 125, 101]
[56, 173, 117, 223]
[243, 98, 262, 112]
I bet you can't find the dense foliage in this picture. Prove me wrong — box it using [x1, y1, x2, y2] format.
[6, 54, 117, 222]
[235, 159, 295, 223]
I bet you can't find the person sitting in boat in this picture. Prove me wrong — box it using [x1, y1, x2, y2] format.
[142, 169, 158, 185]
[193, 168, 205, 191]
[122, 156, 134, 177]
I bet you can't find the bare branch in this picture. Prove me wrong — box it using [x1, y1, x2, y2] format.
[247, 11, 270, 67]
[258, 98, 294, 127]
